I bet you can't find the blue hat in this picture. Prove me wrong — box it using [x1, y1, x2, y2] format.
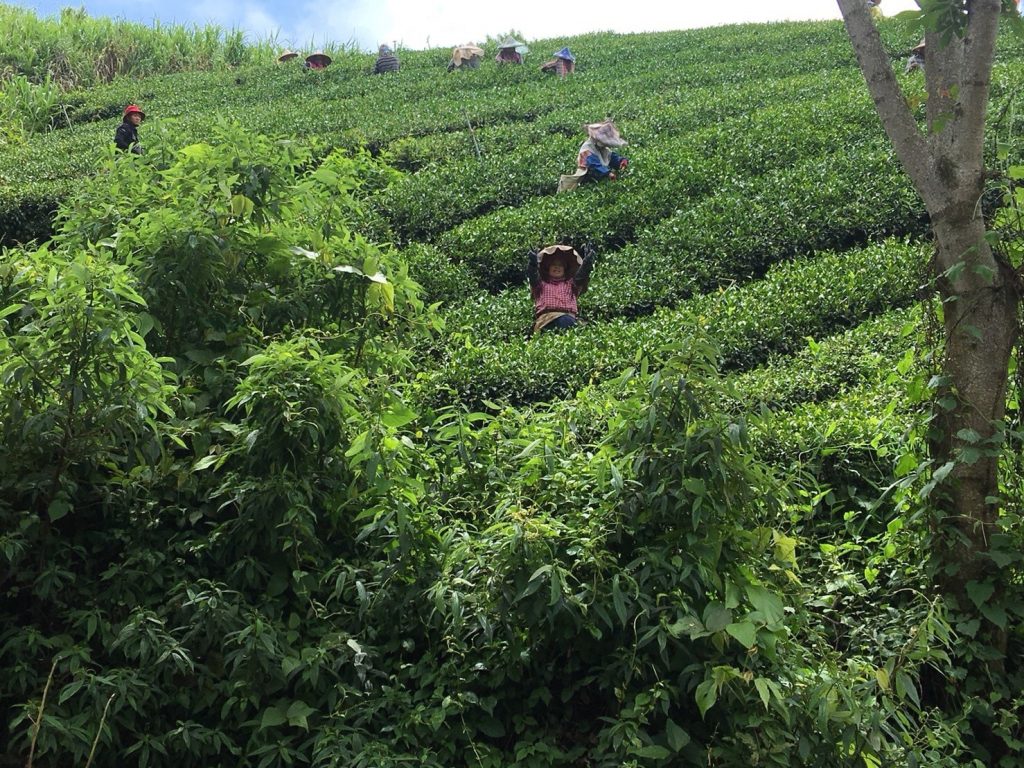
[553, 47, 575, 62]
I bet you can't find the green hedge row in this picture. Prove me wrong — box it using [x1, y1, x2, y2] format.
[414, 239, 928, 407]
[377, 68, 876, 243]
[435, 143, 925, 345]
[727, 306, 919, 411]
[750, 382, 917, 499]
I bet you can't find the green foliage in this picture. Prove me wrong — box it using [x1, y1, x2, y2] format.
[0, 244, 172, 522]
[0, 73, 64, 137]
[0, 12, 1022, 768]
[0, 5, 277, 89]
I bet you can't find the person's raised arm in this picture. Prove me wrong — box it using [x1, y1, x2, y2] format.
[527, 249, 540, 287]
[575, 245, 595, 294]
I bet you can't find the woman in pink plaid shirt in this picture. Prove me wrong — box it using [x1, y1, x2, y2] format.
[526, 243, 596, 334]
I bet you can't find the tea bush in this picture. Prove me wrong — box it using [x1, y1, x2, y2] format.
[418, 239, 927, 408]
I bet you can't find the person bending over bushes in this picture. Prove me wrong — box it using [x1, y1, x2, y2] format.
[374, 44, 400, 74]
[495, 36, 527, 64]
[527, 243, 596, 334]
[448, 44, 484, 71]
[558, 120, 629, 193]
[540, 46, 576, 77]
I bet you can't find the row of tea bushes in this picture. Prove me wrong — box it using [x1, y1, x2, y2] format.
[376, 68, 877, 243]
[0, 20, 889, 247]
[751, 381, 917, 507]
[513, 305, 920, 456]
[727, 306, 919, 412]
[415, 239, 928, 408]
[436, 144, 924, 345]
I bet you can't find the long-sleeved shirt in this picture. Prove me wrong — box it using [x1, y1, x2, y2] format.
[374, 53, 400, 73]
[541, 58, 575, 77]
[114, 121, 141, 153]
[527, 251, 595, 317]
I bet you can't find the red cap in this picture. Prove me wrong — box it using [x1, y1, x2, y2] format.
[123, 104, 145, 120]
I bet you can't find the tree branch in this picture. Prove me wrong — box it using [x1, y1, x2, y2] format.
[836, 0, 934, 203]
[924, 28, 962, 155]
[957, 0, 1002, 160]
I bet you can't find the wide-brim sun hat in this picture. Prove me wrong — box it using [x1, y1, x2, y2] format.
[585, 120, 627, 148]
[123, 104, 145, 120]
[497, 36, 529, 54]
[305, 51, 333, 66]
[553, 47, 575, 62]
[538, 244, 582, 278]
[277, 50, 299, 62]
[452, 44, 485, 65]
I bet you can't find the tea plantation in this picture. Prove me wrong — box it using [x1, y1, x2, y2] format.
[2, 9, 1023, 768]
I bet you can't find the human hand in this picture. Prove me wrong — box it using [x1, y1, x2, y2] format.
[609, 172, 617, 181]
[618, 158, 628, 170]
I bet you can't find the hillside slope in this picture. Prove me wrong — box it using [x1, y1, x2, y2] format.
[2, 15, 1024, 768]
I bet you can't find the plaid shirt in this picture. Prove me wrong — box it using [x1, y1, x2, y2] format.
[541, 58, 575, 77]
[532, 278, 579, 317]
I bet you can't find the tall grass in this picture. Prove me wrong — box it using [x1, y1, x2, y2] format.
[0, 5, 278, 89]
[0, 73, 63, 137]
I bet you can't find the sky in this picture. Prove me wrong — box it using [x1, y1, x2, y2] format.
[13, 0, 921, 52]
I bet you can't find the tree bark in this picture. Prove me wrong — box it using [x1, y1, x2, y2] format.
[931, 215, 1019, 599]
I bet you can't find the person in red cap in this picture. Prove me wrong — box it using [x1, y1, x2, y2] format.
[526, 243, 596, 334]
[115, 104, 145, 154]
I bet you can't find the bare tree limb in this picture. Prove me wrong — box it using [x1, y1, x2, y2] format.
[836, 0, 934, 202]
[957, 0, 1002, 159]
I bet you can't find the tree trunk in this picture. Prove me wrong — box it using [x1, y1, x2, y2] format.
[930, 212, 1019, 618]
[835, 0, 1020, 616]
